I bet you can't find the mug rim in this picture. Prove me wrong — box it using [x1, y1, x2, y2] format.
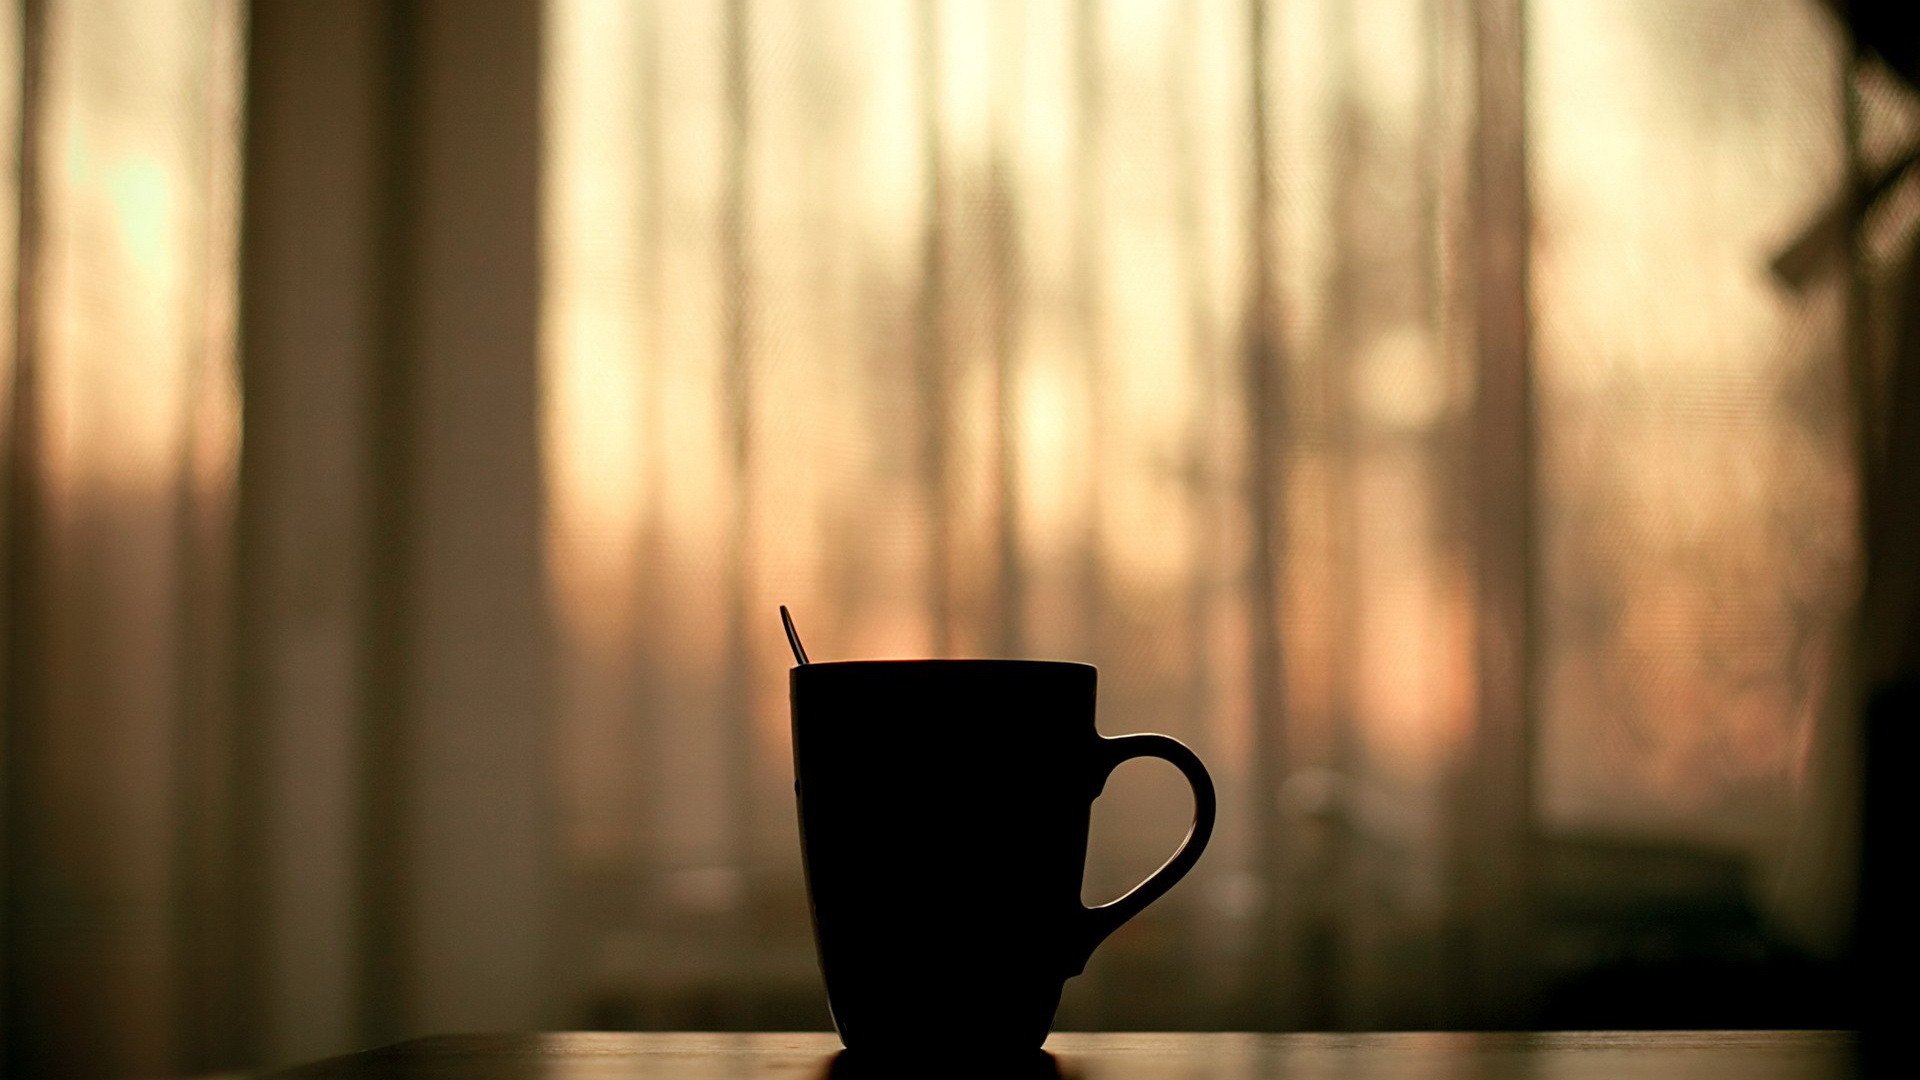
[791, 657, 1095, 675]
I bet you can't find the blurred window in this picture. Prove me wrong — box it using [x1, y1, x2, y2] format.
[541, 0, 1860, 1029]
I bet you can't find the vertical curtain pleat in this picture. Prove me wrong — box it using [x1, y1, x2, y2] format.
[3, 0, 242, 1073]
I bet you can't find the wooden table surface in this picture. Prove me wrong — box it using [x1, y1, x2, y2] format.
[265, 1030, 1856, 1079]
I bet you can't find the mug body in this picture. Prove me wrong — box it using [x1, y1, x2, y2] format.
[791, 659, 1099, 1050]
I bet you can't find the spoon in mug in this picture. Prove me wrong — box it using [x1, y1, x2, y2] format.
[780, 605, 811, 666]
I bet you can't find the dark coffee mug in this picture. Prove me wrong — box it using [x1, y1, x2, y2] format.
[790, 659, 1216, 1050]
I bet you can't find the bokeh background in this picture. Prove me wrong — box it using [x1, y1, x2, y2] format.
[2, 0, 1913, 1075]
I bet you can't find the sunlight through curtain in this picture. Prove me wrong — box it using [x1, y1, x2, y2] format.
[543, 0, 1858, 1030]
[2, 0, 242, 1074]
[0, 0, 1879, 1069]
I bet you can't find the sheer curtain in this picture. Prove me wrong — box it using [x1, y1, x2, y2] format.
[543, 0, 1858, 1033]
[0, 0, 1886, 1075]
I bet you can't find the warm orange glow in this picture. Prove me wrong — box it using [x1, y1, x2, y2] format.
[0, 4, 18, 428]
[1532, 0, 1854, 837]
[542, 0, 1858, 879]
[30, 0, 241, 506]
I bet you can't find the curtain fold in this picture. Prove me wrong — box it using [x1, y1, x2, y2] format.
[3, 0, 242, 1074]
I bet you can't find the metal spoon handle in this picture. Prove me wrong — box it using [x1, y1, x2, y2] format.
[779, 605, 811, 666]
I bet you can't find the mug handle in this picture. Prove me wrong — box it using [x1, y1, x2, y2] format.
[1071, 732, 1217, 974]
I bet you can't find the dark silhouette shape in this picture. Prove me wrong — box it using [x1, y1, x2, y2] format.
[1856, 677, 1915, 1069]
[816, 1046, 1070, 1080]
[1775, 3, 1920, 290]
[1828, 0, 1919, 87]
[782, 604, 812, 666]
[790, 659, 1215, 1050]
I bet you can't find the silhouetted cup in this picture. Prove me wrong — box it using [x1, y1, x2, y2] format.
[791, 659, 1216, 1050]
